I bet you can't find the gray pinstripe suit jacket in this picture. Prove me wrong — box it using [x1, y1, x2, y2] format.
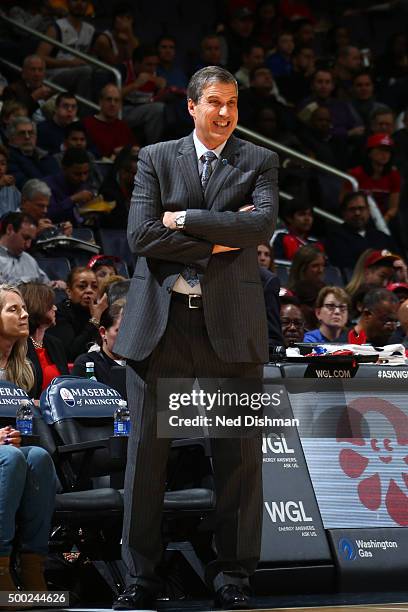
[115, 132, 279, 364]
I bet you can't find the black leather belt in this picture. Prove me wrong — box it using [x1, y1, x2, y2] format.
[172, 292, 203, 309]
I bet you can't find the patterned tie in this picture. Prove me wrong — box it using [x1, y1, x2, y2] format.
[181, 151, 218, 288]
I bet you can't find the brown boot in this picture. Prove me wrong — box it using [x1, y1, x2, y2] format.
[19, 553, 47, 592]
[0, 557, 16, 610]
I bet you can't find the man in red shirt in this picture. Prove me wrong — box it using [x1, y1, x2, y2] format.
[272, 197, 324, 260]
[83, 84, 137, 158]
[348, 287, 399, 345]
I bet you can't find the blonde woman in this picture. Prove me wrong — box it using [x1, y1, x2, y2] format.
[0, 284, 56, 595]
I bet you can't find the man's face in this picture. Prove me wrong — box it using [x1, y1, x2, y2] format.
[55, 98, 77, 126]
[365, 264, 394, 287]
[68, 0, 88, 18]
[256, 108, 277, 137]
[312, 71, 334, 99]
[343, 196, 370, 230]
[280, 304, 305, 346]
[371, 113, 394, 134]
[158, 39, 176, 63]
[21, 194, 49, 221]
[22, 58, 45, 89]
[64, 163, 90, 187]
[100, 86, 121, 120]
[294, 48, 315, 72]
[201, 37, 222, 65]
[287, 208, 313, 234]
[363, 300, 398, 345]
[310, 107, 331, 134]
[251, 67, 274, 93]
[188, 81, 238, 149]
[231, 15, 254, 38]
[10, 122, 36, 155]
[278, 34, 295, 56]
[65, 130, 87, 149]
[5, 221, 36, 256]
[342, 47, 362, 73]
[353, 75, 373, 100]
[139, 54, 159, 75]
[244, 47, 264, 70]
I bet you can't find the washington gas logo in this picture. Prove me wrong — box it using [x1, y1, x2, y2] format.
[59, 388, 75, 408]
[338, 537, 357, 561]
[336, 397, 408, 526]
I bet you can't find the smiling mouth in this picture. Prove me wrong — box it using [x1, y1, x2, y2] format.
[213, 121, 230, 128]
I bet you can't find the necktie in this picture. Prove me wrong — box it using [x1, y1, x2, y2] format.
[181, 151, 218, 288]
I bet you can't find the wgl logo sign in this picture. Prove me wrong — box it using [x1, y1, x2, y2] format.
[338, 537, 357, 561]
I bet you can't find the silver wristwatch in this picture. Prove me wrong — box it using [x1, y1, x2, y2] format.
[174, 211, 186, 230]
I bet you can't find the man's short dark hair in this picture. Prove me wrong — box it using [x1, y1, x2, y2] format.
[369, 104, 394, 123]
[249, 64, 271, 82]
[132, 45, 158, 64]
[352, 69, 374, 83]
[363, 288, 398, 311]
[61, 148, 90, 167]
[340, 190, 368, 213]
[0, 212, 37, 236]
[55, 92, 77, 107]
[280, 198, 312, 222]
[187, 66, 237, 103]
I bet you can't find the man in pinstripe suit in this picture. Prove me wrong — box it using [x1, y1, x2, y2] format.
[113, 66, 279, 611]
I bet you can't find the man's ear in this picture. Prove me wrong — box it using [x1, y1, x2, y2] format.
[5, 224, 14, 236]
[187, 98, 196, 120]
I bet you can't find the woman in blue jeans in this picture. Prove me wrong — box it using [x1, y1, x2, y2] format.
[0, 284, 57, 594]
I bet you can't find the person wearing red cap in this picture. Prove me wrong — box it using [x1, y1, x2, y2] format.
[341, 132, 401, 224]
[386, 282, 408, 305]
[87, 254, 120, 292]
[346, 248, 400, 301]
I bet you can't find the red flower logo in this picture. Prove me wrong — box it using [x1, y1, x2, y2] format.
[336, 397, 408, 526]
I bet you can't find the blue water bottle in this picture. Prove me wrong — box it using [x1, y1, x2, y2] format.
[16, 399, 33, 436]
[113, 400, 130, 436]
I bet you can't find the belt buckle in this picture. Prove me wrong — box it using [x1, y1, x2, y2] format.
[188, 294, 201, 309]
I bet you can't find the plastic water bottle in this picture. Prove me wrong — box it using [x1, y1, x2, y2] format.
[113, 400, 130, 436]
[16, 399, 33, 436]
[85, 361, 97, 380]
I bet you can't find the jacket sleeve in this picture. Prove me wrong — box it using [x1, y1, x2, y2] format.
[183, 152, 278, 247]
[127, 148, 213, 271]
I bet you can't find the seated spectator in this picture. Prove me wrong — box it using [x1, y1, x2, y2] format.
[157, 36, 188, 89]
[194, 34, 224, 71]
[347, 287, 399, 345]
[122, 46, 166, 145]
[72, 299, 125, 383]
[324, 191, 396, 269]
[0, 212, 49, 285]
[252, 0, 281, 51]
[288, 245, 326, 329]
[36, 0, 94, 101]
[19, 282, 69, 397]
[87, 254, 120, 293]
[346, 249, 399, 301]
[235, 42, 265, 89]
[221, 7, 256, 73]
[253, 105, 304, 163]
[37, 92, 78, 154]
[20, 178, 72, 238]
[0, 145, 20, 217]
[0, 284, 56, 595]
[277, 44, 315, 106]
[2, 55, 53, 119]
[99, 145, 138, 228]
[387, 282, 408, 305]
[266, 31, 294, 78]
[7, 117, 59, 190]
[349, 105, 396, 167]
[47, 266, 108, 361]
[332, 46, 363, 100]
[272, 198, 324, 260]
[349, 71, 384, 129]
[92, 2, 139, 68]
[298, 69, 363, 139]
[238, 65, 291, 130]
[391, 297, 408, 346]
[45, 148, 94, 224]
[0, 101, 29, 146]
[304, 286, 350, 343]
[257, 242, 275, 270]
[53, 121, 103, 190]
[343, 133, 401, 225]
[280, 300, 305, 347]
[83, 84, 137, 159]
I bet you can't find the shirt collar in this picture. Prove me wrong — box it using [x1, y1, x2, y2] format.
[193, 130, 227, 161]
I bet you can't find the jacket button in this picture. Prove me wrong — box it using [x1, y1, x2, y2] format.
[167, 287, 172, 293]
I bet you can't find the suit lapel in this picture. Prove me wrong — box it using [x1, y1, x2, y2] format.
[176, 134, 204, 210]
[204, 135, 241, 208]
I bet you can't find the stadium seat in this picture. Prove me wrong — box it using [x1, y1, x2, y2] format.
[35, 256, 71, 281]
[97, 229, 136, 273]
